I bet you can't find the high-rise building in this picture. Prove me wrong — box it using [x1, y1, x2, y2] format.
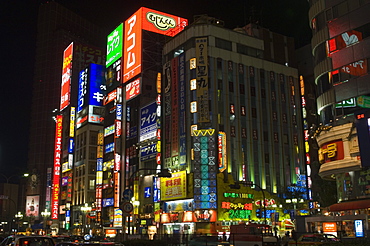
[156, 16, 305, 235]
[308, 0, 370, 237]
[99, 7, 188, 235]
[27, 1, 105, 227]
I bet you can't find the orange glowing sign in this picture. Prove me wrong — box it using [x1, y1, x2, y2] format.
[323, 222, 337, 232]
[123, 7, 188, 83]
[60, 43, 73, 111]
[318, 140, 344, 163]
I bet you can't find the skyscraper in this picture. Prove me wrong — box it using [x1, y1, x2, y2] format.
[27, 1, 105, 222]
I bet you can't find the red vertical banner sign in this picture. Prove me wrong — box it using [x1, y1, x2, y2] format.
[60, 43, 73, 111]
[52, 115, 63, 220]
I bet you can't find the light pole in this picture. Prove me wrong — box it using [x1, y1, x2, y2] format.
[15, 212, 23, 233]
[41, 209, 50, 235]
[0, 173, 29, 183]
[81, 203, 92, 235]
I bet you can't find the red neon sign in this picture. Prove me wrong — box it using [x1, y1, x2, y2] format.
[60, 43, 73, 111]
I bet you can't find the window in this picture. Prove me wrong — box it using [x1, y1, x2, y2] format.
[332, 59, 368, 86]
[231, 126, 236, 137]
[215, 38, 232, 51]
[279, 74, 285, 83]
[281, 93, 286, 102]
[261, 89, 266, 98]
[271, 91, 276, 101]
[190, 79, 197, 90]
[253, 129, 258, 140]
[265, 153, 269, 163]
[89, 179, 95, 190]
[272, 112, 277, 121]
[251, 86, 256, 97]
[283, 113, 287, 123]
[252, 108, 257, 118]
[229, 81, 234, 92]
[241, 106, 246, 116]
[270, 71, 275, 82]
[89, 148, 96, 160]
[241, 128, 247, 138]
[240, 84, 245, 94]
[311, 17, 316, 30]
[333, 1, 348, 18]
[230, 104, 235, 114]
[292, 115, 297, 125]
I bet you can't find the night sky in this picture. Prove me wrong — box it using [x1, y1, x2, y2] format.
[0, 0, 311, 178]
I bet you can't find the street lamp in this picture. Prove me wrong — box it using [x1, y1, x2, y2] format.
[41, 209, 50, 235]
[0, 173, 29, 183]
[81, 203, 92, 235]
[15, 212, 23, 233]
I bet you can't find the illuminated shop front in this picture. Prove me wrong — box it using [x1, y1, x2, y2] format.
[160, 202, 220, 236]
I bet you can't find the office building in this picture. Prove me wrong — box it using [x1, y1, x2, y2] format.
[308, 0, 370, 237]
[154, 16, 306, 235]
[27, 1, 105, 228]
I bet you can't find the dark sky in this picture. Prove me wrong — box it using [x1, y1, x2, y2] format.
[0, 0, 311, 178]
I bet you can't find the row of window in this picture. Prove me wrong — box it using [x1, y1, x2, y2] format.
[229, 125, 297, 143]
[229, 103, 295, 121]
[214, 37, 264, 59]
[311, 0, 370, 33]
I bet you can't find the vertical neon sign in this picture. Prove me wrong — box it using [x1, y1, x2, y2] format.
[60, 43, 73, 111]
[51, 115, 63, 219]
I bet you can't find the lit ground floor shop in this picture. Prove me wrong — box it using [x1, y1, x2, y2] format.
[303, 213, 368, 238]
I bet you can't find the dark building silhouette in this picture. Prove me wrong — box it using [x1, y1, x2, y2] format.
[27, 1, 105, 222]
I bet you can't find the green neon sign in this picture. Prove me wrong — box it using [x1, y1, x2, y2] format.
[106, 23, 123, 67]
[229, 209, 252, 219]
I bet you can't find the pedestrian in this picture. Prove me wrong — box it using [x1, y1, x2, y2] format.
[273, 226, 278, 237]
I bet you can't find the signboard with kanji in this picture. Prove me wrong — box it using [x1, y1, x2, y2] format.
[160, 171, 187, 200]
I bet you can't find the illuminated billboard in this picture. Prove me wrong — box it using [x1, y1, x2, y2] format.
[140, 7, 187, 36]
[60, 43, 73, 111]
[106, 23, 123, 67]
[140, 143, 157, 161]
[218, 131, 227, 172]
[318, 140, 344, 164]
[126, 78, 141, 101]
[123, 7, 188, 83]
[78, 64, 106, 112]
[160, 171, 187, 200]
[52, 115, 63, 219]
[25, 195, 40, 217]
[140, 102, 157, 142]
[192, 129, 217, 209]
